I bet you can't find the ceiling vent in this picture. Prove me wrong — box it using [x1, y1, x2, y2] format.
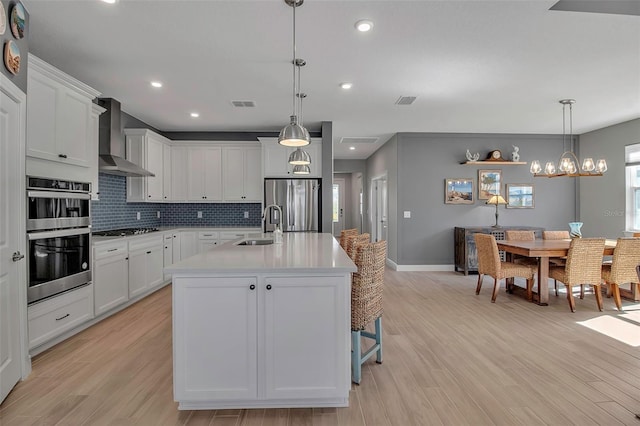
[395, 96, 417, 105]
[231, 100, 256, 107]
[340, 137, 379, 145]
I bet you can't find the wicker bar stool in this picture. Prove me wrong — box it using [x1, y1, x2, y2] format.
[548, 238, 605, 312]
[474, 234, 536, 302]
[339, 228, 358, 250]
[601, 238, 640, 311]
[351, 240, 386, 385]
[345, 233, 370, 260]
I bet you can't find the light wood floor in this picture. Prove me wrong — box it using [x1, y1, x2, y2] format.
[2, 270, 640, 425]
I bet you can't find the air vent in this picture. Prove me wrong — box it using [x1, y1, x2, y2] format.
[340, 137, 379, 145]
[231, 100, 256, 107]
[395, 96, 417, 105]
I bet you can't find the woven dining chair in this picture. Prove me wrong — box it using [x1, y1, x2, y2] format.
[474, 234, 536, 302]
[351, 240, 386, 385]
[601, 238, 640, 311]
[504, 230, 537, 266]
[633, 232, 640, 237]
[346, 233, 370, 260]
[339, 228, 358, 251]
[548, 238, 605, 312]
[543, 230, 573, 296]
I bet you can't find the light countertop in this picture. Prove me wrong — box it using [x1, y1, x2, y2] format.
[92, 227, 261, 245]
[165, 232, 357, 274]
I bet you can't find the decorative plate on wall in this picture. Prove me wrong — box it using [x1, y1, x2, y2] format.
[10, 2, 25, 39]
[4, 40, 20, 75]
[0, 1, 6, 36]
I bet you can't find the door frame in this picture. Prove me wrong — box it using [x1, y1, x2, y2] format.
[0, 73, 31, 399]
[370, 173, 388, 243]
[332, 178, 346, 237]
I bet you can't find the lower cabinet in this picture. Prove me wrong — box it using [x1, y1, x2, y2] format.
[180, 231, 198, 260]
[128, 235, 164, 298]
[93, 241, 129, 316]
[197, 231, 219, 253]
[163, 233, 174, 282]
[173, 274, 349, 408]
[28, 284, 94, 349]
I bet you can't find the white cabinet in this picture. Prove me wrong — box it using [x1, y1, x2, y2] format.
[173, 274, 349, 408]
[180, 231, 198, 260]
[163, 144, 172, 201]
[172, 232, 182, 262]
[93, 241, 129, 316]
[127, 235, 164, 298]
[26, 55, 101, 169]
[174, 277, 258, 401]
[197, 231, 219, 253]
[28, 284, 94, 349]
[188, 146, 222, 201]
[222, 146, 262, 202]
[171, 145, 188, 201]
[89, 103, 106, 200]
[125, 129, 171, 202]
[163, 233, 174, 282]
[260, 138, 322, 178]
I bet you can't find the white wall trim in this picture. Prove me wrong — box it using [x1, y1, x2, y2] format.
[386, 258, 454, 272]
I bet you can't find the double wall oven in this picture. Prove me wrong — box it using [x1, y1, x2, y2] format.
[26, 177, 92, 305]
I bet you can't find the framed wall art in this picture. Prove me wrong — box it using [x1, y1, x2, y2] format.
[506, 183, 534, 208]
[478, 169, 501, 200]
[445, 178, 474, 205]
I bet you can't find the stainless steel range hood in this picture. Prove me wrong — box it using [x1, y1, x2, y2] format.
[98, 98, 154, 177]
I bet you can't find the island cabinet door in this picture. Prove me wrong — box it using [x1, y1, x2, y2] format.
[173, 277, 258, 401]
[262, 276, 350, 400]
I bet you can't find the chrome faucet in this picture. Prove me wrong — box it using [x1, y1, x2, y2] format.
[262, 204, 283, 231]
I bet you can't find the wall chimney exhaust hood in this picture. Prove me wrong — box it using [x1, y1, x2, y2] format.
[98, 98, 155, 177]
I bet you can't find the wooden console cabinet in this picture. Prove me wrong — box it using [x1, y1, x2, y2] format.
[454, 226, 544, 275]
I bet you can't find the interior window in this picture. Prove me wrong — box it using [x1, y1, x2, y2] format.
[625, 144, 640, 231]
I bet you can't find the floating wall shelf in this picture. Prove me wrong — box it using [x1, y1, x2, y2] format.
[460, 161, 527, 165]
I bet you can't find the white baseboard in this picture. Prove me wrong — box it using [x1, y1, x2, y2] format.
[386, 259, 455, 272]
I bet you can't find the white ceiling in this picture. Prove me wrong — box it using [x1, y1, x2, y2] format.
[23, 0, 640, 159]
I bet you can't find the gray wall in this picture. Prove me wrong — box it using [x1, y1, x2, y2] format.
[371, 132, 579, 266]
[2, 1, 28, 93]
[579, 118, 640, 237]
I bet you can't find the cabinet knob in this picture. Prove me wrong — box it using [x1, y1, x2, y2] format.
[148, 195, 151, 198]
[249, 284, 255, 290]
[266, 284, 272, 290]
[125, 257, 129, 260]
[58, 154, 68, 159]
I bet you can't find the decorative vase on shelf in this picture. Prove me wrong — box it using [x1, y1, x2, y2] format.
[568, 222, 583, 238]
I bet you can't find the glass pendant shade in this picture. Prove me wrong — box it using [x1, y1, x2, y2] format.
[288, 147, 311, 165]
[581, 157, 595, 172]
[544, 162, 556, 175]
[279, 116, 310, 147]
[596, 159, 607, 173]
[530, 160, 541, 174]
[292, 165, 310, 175]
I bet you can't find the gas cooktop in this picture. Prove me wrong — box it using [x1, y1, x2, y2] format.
[92, 228, 160, 237]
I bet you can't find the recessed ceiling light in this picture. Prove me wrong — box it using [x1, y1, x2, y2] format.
[150, 81, 163, 88]
[101, 0, 117, 4]
[190, 112, 200, 118]
[355, 20, 374, 32]
[340, 82, 353, 90]
[349, 146, 356, 151]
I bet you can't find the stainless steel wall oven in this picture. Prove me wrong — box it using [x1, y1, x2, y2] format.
[26, 177, 92, 304]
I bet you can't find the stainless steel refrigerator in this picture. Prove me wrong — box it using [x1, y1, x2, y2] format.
[264, 179, 321, 232]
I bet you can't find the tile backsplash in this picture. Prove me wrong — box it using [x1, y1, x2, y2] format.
[91, 173, 262, 230]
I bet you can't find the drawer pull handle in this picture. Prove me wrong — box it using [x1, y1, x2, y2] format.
[266, 284, 272, 290]
[146, 251, 152, 254]
[107, 248, 118, 252]
[58, 154, 68, 159]
[250, 284, 255, 290]
[55, 313, 70, 321]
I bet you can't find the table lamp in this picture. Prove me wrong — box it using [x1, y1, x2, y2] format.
[486, 195, 507, 227]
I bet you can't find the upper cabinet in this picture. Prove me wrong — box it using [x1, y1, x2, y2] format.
[187, 146, 222, 201]
[125, 129, 171, 202]
[222, 146, 262, 202]
[26, 55, 101, 169]
[260, 138, 322, 178]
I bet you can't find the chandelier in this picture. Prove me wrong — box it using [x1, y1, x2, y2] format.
[278, 0, 310, 147]
[530, 99, 607, 177]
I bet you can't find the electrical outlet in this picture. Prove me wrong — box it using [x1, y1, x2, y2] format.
[197, 211, 203, 219]
[403, 211, 411, 218]
[244, 211, 249, 219]
[136, 212, 141, 220]
[157, 211, 161, 219]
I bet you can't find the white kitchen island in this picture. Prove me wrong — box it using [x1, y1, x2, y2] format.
[165, 232, 357, 410]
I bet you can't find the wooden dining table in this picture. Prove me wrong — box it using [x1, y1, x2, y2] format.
[496, 239, 616, 305]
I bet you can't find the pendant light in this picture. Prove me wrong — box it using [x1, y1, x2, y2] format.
[288, 60, 312, 166]
[279, 0, 310, 147]
[530, 99, 607, 177]
[292, 165, 311, 175]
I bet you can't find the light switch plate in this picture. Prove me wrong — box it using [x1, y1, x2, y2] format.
[197, 211, 203, 219]
[136, 212, 141, 220]
[157, 211, 161, 219]
[404, 211, 411, 218]
[244, 211, 249, 219]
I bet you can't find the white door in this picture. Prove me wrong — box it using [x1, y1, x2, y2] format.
[371, 176, 388, 242]
[0, 77, 27, 403]
[332, 178, 345, 237]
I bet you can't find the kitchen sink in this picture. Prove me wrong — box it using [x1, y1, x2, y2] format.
[235, 238, 274, 246]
